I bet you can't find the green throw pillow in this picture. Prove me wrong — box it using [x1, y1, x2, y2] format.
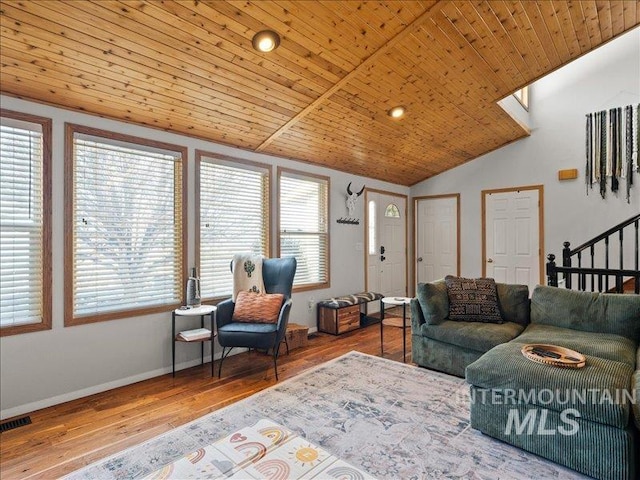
[416, 281, 449, 325]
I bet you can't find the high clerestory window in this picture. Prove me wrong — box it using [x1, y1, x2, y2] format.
[513, 86, 529, 110]
[196, 152, 270, 299]
[278, 168, 330, 290]
[65, 124, 187, 325]
[0, 110, 52, 336]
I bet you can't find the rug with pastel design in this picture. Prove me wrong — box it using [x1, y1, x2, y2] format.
[66, 351, 586, 479]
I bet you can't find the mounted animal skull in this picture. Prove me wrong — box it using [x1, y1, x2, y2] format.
[346, 182, 365, 217]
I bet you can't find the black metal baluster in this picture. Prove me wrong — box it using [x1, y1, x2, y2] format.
[635, 220, 639, 271]
[605, 236, 609, 291]
[590, 245, 595, 292]
[563, 242, 571, 289]
[578, 252, 584, 290]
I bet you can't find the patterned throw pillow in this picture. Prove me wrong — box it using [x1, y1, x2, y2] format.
[444, 275, 503, 323]
[232, 291, 284, 324]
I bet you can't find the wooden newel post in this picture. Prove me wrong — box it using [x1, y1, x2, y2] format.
[562, 242, 572, 289]
[547, 254, 558, 287]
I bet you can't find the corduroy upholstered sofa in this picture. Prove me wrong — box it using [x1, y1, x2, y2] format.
[466, 285, 640, 480]
[410, 279, 531, 377]
[412, 280, 640, 480]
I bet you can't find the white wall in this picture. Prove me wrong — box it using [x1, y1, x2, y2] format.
[411, 28, 640, 280]
[0, 95, 409, 418]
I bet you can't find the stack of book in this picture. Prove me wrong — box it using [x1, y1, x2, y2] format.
[176, 328, 212, 341]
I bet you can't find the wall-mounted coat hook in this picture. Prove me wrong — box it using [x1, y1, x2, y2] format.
[336, 217, 360, 225]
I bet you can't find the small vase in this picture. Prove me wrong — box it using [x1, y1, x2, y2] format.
[186, 267, 201, 307]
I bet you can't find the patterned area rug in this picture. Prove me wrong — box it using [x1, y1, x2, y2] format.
[66, 352, 586, 479]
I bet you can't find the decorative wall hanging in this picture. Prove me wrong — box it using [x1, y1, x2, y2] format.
[338, 182, 365, 225]
[585, 103, 639, 202]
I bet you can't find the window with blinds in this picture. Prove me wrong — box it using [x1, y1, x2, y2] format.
[66, 125, 185, 324]
[278, 169, 329, 289]
[197, 154, 270, 299]
[1, 111, 51, 334]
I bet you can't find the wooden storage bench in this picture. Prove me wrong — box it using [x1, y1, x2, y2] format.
[317, 292, 383, 335]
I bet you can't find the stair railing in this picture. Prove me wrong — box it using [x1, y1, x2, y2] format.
[547, 214, 640, 293]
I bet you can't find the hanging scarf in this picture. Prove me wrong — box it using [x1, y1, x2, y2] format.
[586, 113, 592, 194]
[600, 110, 607, 199]
[626, 105, 633, 203]
[610, 108, 619, 192]
[632, 103, 640, 172]
[585, 104, 639, 201]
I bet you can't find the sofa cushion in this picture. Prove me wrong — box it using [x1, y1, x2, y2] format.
[511, 324, 637, 368]
[496, 283, 530, 326]
[420, 320, 525, 353]
[530, 285, 640, 342]
[466, 341, 634, 429]
[416, 281, 448, 326]
[445, 275, 503, 323]
[633, 348, 640, 429]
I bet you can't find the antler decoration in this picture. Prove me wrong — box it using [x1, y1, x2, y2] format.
[346, 182, 365, 218]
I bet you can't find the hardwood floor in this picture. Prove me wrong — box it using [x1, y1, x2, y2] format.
[0, 323, 411, 479]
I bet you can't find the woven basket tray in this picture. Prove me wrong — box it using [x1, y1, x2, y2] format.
[521, 344, 586, 368]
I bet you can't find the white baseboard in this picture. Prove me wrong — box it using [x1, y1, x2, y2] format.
[1, 353, 221, 421]
[1, 328, 318, 420]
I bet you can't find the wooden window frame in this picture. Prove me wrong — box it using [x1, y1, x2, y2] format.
[195, 150, 272, 302]
[64, 124, 188, 326]
[513, 86, 529, 111]
[0, 110, 52, 337]
[277, 167, 330, 292]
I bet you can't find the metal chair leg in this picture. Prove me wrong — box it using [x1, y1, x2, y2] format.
[218, 347, 233, 378]
[273, 343, 281, 381]
[284, 337, 290, 355]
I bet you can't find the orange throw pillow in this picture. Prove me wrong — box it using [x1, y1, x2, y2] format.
[232, 291, 284, 324]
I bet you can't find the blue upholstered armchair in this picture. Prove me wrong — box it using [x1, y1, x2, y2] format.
[216, 257, 297, 380]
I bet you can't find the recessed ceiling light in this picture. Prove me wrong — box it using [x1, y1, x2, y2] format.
[388, 106, 406, 119]
[252, 30, 281, 53]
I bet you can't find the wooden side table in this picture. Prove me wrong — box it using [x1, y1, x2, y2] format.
[380, 297, 412, 363]
[172, 305, 217, 377]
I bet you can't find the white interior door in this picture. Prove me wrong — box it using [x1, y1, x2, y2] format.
[366, 192, 407, 303]
[484, 188, 541, 292]
[416, 196, 458, 283]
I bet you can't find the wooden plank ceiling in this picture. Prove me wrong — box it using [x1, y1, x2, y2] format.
[1, 1, 638, 185]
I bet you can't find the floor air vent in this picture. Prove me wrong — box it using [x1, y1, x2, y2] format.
[0, 415, 32, 433]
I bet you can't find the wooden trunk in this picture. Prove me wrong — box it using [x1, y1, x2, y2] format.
[285, 323, 309, 350]
[317, 304, 360, 335]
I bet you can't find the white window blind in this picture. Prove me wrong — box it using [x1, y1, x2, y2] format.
[279, 171, 329, 287]
[71, 132, 183, 318]
[0, 119, 44, 328]
[199, 157, 269, 298]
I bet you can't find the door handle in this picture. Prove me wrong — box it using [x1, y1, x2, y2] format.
[380, 255, 386, 262]
[417, 257, 423, 262]
[487, 258, 494, 263]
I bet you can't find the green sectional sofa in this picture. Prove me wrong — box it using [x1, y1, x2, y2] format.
[410, 280, 531, 377]
[466, 286, 640, 480]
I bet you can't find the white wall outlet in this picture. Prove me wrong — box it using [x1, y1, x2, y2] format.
[308, 298, 315, 309]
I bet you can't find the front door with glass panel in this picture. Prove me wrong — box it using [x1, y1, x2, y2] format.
[366, 191, 407, 312]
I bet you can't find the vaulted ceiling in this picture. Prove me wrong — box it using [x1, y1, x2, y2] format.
[1, 1, 638, 185]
